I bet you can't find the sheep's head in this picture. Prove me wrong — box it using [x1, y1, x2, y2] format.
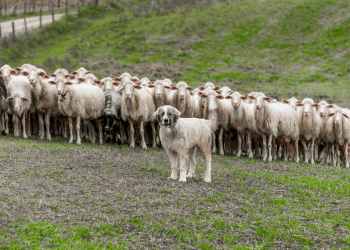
[296, 98, 318, 117]
[0, 65, 17, 82]
[328, 108, 349, 125]
[225, 92, 248, 109]
[173, 81, 193, 99]
[281, 97, 299, 109]
[316, 100, 329, 117]
[6, 94, 30, 114]
[123, 80, 142, 99]
[248, 92, 270, 110]
[49, 76, 73, 95]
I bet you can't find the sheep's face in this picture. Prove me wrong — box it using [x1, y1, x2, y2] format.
[75, 68, 88, 82]
[140, 78, 150, 87]
[83, 74, 97, 85]
[0, 65, 16, 82]
[7, 95, 29, 114]
[249, 92, 270, 110]
[123, 81, 142, 100]
[318, 102, 329, 117]
[220, 87, 231, 97]
[153, 106, 181, 129]
[281, 98, 298, 109]
[155, 81, 165, 98]
[231, 93, 242, 108]
[50, 76, 72, 95]
[27, 68, 40, 85]
[296, 99, 318, 117]
[173, 82, 193, 100]
[329, 110, 349, 125]
[120, 73, 132, 85]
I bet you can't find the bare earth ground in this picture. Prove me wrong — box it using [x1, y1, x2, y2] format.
[0, 134, 350, 249]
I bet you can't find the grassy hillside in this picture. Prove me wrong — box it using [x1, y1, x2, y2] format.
[0, 135, 350, 249]
[1, 0, 350, 106]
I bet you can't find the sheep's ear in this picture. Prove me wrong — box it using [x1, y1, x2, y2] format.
[215, 91, 221, 95]
[190, 92, 193, 96]
[281, 99, 289, 104]
[296, 100, 302, 104]
[113, 77, 121, 81]
[49, 73, 56, 78]
[147, 85, 155, 88]
[71, 71, 78, 75]
[225, 96, 232, 99]
[343, 114, 350, 119]
[217, 95, 224, 99]
[327, 104, 334, 108]
[263, 97, 271, 101]
[213, 86, 221, 91]
[198, 86, 205, 91]
[328, 113, 334, 117]
[164, 86, 170, 89]
[39, 72, 46, 77]
[134, 85, 142, 89]
[21, 71, 28, 76]
[13, 67, 21, 72]
[10, 70, 17, 75]
[241, 96, 248, 100]
[85, 71, 93, 75]
[296, 103, 304, 107]
[48, 81, 56, 85]
[0, 71, 2, 75]
[312, 104, 320, 108]
[95, 80, 102, 85]
[66, 82, 73, 85]
[44, 75, 50, 79]
[6, 96, 13, 102]
[187, 86, 193, 91]
[248, 95, 255, 100]
[171, 86, 177, 90]
[112, 81, 120, 86]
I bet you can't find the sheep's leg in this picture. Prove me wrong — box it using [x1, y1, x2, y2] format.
[1, 112, 4, 135]
[89, 120, 97, 144]
[38, 113, 45, 140]
[26, 113, 31, 137]
[331, 144, 335, 166]
[139, 121, 147, 150]
[150, 121, 157, 148]
[247, 132, 253, 158]
[186, 147, 196, 178]
[268, 134, 273, 161]
[218, 128, 224, 156]
[21, 113, 27, 140]
[68, 117, 74, 144]
[4, 111, 9, 134]
[13, 115, 18, 137]
[168, 150, 178, 180]
[96, 120, 103, 145]
[236, 132, 242, 157]
[301, 140, 308, 163]
[335, 144, 340, 167]
[45, 111, 52, 142]
[129, 119, 135, 149]
[53, 118, 58, 135]
[212, 133, 216, 153]
[179, 149, 189, 182]
[345, 142, 349, 168]
[76, 116, 82, 145]
[321, 144, 330, 164]
[262, 135, 267, 161]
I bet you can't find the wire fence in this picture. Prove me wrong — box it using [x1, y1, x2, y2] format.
[0, 0, 96, 44]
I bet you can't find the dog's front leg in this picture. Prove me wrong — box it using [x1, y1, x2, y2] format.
[168, 150, 178, 180]
[179, 150, 189, 182]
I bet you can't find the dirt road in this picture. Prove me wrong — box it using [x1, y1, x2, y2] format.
[0, 13, 68, 38]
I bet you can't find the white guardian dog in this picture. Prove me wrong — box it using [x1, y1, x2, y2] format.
[153, 105, 218, 182]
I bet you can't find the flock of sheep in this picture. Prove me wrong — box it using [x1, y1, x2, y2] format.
[0, 63, 349, 168]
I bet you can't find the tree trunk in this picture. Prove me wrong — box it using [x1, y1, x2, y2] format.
[13, 0, 19, 14]
[95, 0, 98, 8]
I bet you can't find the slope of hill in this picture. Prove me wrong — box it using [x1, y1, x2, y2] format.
[1, 0, 350, 105]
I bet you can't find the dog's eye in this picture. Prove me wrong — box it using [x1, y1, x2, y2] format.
[161, 113, 164, 116]
[169, 113, 172, 116]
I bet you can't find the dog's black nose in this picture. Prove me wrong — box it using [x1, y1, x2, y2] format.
[164, 118, 168, 122]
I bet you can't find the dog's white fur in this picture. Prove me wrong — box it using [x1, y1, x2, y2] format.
[153, 105, 217, 182]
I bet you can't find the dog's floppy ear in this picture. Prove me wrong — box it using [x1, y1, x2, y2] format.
[152, 108, 161, 123]
[173, 108, 181, 123]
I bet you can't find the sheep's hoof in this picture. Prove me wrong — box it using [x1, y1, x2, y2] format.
[204, 177, 211, 183]
[47, 139, 52, 142]
[168, 176, 177, 180]
[268, 157, 272, 161]
[39, 137, 44, 140]
[69, 140, 73, 144]
[23, 136, 28, 140]
[179, 178, 187, 182]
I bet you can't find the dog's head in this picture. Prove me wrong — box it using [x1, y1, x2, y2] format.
[153, 105, 181, 129]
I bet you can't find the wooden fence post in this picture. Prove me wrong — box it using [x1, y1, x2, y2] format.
[57, 0, 60, 9]
[40, 7, 42, 28]
[65, 0, 68, 15]
[32, 0, 35, 12]
[24, 0, 28, 35]
[51, 2, 54, 22]
[95, 0, 98, 8]
[12, 22, 15, 41]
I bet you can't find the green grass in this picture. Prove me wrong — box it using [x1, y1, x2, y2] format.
[0, 135, 350, 248]
[1, 0, 350, 105]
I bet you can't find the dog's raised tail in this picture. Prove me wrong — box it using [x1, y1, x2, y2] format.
[208, 102, 218, 132]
